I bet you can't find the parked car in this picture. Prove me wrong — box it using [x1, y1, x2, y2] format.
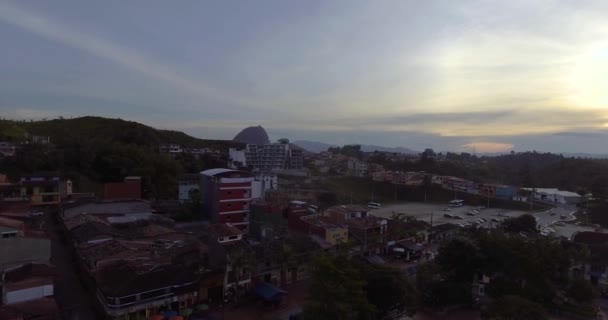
[367, 202, 381, 209]
[560, 215, 567, 219]
[444, 213, 454, 218]
[453, 215, 464, 220]
[466, 212, 476, 216]
[479, 218, 487, 222]
[555, 222, 566, 226]
[443, 207, 452, 212]
[491, 218, 501, 222]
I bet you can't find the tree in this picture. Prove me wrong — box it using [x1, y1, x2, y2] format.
[482, 295, 547, 320]
[361, 264, 418, 317]
[591, 176, 608, 200]
[278, 243, 296, 286]
[436, 237, 481, 281]
[317, 191, 338, 210]
[303, 254, 375, 320]
[501, 214, 538, 233]
[567, 279, 595, 303]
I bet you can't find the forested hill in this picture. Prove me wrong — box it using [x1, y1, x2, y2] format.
[0, 116, 243, 198]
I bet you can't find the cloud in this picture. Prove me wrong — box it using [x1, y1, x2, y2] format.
[0, 2, 262, 110]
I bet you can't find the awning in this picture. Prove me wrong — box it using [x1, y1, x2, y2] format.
[254, 282, 287, 302]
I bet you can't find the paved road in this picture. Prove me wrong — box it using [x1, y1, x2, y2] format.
[46, 211, 99, 320]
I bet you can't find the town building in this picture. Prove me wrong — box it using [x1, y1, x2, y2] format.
[238, 139, 303, 171]
[523, 188, 582, 205]
[252, 173, 278, 199]
[300, 214, 348, 246]
[478, 184, 517, 200]
[178, 173, 200, 203]
[0, 141, 16, 157]
[228, 148, 247, 169]
[200, 169, 254, 231]
[206, 224, 252, 302]
[324, 205, 369, 224]
[346, 158, 368, 177]
[429, 223, 460, 242]
[103, 176, 142, 200]
[19, 172, 69, 206]
[60, 204, 207, 319]
[344, 216, 388, 256]
[0, 237, 56, 318]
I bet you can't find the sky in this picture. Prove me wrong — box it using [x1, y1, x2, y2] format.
[0, 0, 607, 153]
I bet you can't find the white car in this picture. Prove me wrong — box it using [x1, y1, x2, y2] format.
[443, 207, 452, 212]
[367, 202, 381, 209]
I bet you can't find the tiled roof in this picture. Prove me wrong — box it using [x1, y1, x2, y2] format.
[62, 200, 152, 219]
[301, 214, 344, 229]
[345, 216, 386, 229]
[64, 213, 110, 230]
[572, 231, 608, 245]
[95, 261, 198, 297]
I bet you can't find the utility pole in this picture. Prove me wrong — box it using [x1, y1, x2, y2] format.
[487, 193, 490, 209]
[394, 183, 397, 202]
[428, 210, 434, 244]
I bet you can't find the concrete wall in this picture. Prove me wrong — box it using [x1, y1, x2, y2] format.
[4, 284, 53, 304]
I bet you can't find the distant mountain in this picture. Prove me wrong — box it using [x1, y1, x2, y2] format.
[359, 144, 418, 154]
[233, 125, 270, 145]
[292, 140, 418, 154]
[292, 140, 337, 153]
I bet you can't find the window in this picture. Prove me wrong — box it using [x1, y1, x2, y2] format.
[227, 191, 232, 195]
[227, 203, 231, 208]
[243, 202, 247, 205]
[228, 235, 238, 240]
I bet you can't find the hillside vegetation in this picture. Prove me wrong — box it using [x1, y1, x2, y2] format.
[0, 116, 243, 198]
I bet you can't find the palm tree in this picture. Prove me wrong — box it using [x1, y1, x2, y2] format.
[227, 246, 254, 304]
[279, 244, 296, 286]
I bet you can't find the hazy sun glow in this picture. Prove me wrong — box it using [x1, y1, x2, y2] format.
[569, 43, 608, 109]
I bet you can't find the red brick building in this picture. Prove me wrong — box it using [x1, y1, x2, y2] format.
[103, 177, 142, 200]
[200, 169, 254, 231]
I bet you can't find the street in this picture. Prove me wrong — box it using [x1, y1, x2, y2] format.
[46, 211, 99, 320]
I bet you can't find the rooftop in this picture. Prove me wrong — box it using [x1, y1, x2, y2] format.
[64, 213, 110, 230]
[345, 216, 387, 229]
[572, 231, 608, 246]
[201, 168, 249, 177]
[62, 200, 152, 219]
[522, 188, 581, 197]
[301, 214, 344, 229]
[0, 224, 19, 234]
[0, 237, 51, 269]
[95, 261, 199, 298]
[0, 297, 58, 320]
[325, 204, 368, 215]
[210, 223, 243, 238]
[431, 223, 460, 233]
